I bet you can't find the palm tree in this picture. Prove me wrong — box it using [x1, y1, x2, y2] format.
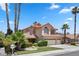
[16, 3, 21, 31]
[61, 24, 69, 43]
[14, 3, 21, 32]
[5, 3, 12, 35]
[14, 3, 17, 32]
[72, 7, 79, 43]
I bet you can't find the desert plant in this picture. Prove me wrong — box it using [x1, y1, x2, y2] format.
[10, 31, 30, 50]
[3, 36, 13, 47]
[3, 36, 13, 55]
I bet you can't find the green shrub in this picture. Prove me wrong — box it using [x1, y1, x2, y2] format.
[61, 41, 64, 44]
[32, 43, 38, 47]
[71, 42, 76, 46]
[21, 43, 27, 48]
[23, 43, 32, 47]
[37, 40, 48, 47]
[21, 39, 32, 48]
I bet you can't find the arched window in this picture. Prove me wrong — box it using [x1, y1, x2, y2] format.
[44, 27, 49, 34]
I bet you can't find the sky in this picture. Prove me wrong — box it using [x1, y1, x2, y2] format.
[0, 3, 79, 34]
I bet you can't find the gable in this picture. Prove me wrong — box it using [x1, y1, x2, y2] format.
[23, 26, 33, 33]
[42, 23, 56, 30]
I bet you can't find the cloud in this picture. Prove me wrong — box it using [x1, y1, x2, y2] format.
[59, 6, 75, 14]
[64, 22, 69, 24]
[66, 17, 73, 21]
[0, 3, 10, 11]
[59, 8, 71, 14]
[49, 3, 60, 10]
[63, 17, 73, 24]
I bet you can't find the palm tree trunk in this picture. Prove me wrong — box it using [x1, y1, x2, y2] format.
[5, 3, 12, 35]
[16, 3, 21, 31]
[14, 4, 17, 32]
[64, 29, 66, 43]
[5, 3, 10, 29]
[74, 13, 77, 43]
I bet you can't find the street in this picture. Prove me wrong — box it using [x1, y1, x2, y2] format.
[45, 50, 79, 56]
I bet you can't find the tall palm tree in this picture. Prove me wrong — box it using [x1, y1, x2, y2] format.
[72, 7, 79, 43]
[16, 3, 21, 31]
[5, 3, 12, 35]
[14, 3, 17, 32]
[61, 24, 69, 43]
[14, 3, 21, 32]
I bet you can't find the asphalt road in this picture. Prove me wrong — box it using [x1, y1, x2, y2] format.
[45, 51, 79, 56]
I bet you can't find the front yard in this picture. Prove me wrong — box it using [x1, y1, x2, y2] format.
[16, 47, 62, 55]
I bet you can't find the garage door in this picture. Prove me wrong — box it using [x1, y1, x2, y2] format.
[56, 40, 61, 44]
[47, 40, 56, 45]
[47, 40, 61, 45]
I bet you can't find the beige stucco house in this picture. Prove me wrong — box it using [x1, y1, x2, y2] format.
[23, 22, 79, 45]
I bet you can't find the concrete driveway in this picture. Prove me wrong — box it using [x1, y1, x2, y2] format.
[48, 44, 77, 49]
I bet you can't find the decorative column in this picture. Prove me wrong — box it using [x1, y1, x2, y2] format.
[42, 29, 44, 35]
[49, 29, 51, 36]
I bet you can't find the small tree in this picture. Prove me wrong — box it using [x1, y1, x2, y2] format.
[10, 30, 28, 50]
[61, 24, 69, 43]
[3, 36, 13, 55]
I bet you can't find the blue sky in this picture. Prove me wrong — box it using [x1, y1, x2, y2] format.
[0, 3, 79, 34]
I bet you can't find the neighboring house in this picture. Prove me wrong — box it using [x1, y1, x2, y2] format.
[65, 34, 79, 44]
[23, 22, 79, 45]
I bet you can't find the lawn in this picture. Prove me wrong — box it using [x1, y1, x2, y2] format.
[16, 47, 62, 55]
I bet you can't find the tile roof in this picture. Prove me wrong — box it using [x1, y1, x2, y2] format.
[24, 33, 36, 38]
[42, 34, 63, 40]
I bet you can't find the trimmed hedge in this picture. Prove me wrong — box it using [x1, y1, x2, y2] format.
[37, 40, 48, 47]
[71, 42, 76, 46]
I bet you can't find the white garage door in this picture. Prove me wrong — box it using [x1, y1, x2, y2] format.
[47, 40, 61, 45]
[56, 40, 61, 44]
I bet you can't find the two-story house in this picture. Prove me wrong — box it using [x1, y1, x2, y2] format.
[23, 22, 63, 45]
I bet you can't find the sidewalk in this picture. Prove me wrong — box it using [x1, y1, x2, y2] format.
[17, 44, 79, 56]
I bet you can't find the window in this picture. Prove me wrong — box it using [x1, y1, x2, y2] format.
[44, 27, 49, 34]
[51, 29, 55, 34]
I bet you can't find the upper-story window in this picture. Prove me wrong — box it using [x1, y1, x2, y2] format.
[51, 29, 55, 34]
[44, 27, 49, 34]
